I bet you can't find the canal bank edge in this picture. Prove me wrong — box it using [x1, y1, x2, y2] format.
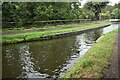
[61, 29, 118, 78]
[2, 23, 111, 45]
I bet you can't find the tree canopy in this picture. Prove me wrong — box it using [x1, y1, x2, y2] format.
[2, 1, 119, 28]
[84, 1, 109, 20]
[2, 2, 83, 28]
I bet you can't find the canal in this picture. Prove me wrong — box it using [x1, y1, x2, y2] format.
[2, 23, 119, 79]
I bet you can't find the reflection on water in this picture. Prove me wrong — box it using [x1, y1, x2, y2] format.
[103, 23, 119, 34]
[18, 45, 49, 78]
[2, 23, 118, 78]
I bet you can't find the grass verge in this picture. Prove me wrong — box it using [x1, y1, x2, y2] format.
[62, 29, 118, 78]
[1, 21, 111, 44]
[2, 22, 92, 32]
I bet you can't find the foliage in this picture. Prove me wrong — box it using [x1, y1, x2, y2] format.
[2, 2, 83, 28]
[101, 2, 120, 19]
[2, 1, 118, 28]
[110, 2, 120, 19]
[110, 8, 120, 19]
[84, 1, 109, 20]
[82, 6, 95, 20]
[101, 11, 110, 19]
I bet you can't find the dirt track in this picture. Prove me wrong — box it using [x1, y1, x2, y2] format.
[102, 32, 120, 79]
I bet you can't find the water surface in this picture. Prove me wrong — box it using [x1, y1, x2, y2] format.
[2, 23, 118, 78]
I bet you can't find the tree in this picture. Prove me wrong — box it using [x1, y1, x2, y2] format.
[84, 1, 109, 20]
[2, 2, 83, 28]
[110, 8, 120, 19]
[110, 2, 120, 19]
[81, 5, 94, 19]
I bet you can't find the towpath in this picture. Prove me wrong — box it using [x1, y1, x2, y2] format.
[103, 32, 120, 79]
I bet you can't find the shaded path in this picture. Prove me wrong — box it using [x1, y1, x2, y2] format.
[102, 32, 120, 78]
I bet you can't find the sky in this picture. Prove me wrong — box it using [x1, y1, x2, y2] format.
[109, 0, 120, 5]
[80, 0, 120, 6]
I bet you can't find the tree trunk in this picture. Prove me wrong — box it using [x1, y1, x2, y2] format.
[95, 12, 99, 20]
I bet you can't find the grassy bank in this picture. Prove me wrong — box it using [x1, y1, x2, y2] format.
[2, 22, 92, 32]
[62, 30, 117, 78]
[2, 21, 111, 44]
